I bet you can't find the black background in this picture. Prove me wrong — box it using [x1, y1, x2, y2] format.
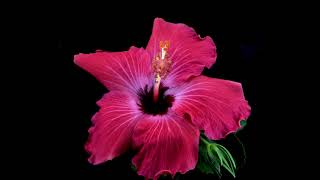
[12, 4, 280, 180]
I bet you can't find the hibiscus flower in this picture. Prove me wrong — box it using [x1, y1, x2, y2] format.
[74, 18, 251, 180]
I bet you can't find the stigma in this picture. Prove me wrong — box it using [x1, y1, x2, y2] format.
[152, 40, 172, 102]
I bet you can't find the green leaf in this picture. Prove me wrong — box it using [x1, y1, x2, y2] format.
[197, 139, 222, 177]
[236, 119, 247, 134]
[130, 163, 137, 172]
[197, 134, 237, 178]
[215, 144, 236, 177]
[240, 120, 247, 127]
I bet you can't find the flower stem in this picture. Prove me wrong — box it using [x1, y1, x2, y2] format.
[200, 135, 210, 145]
[153, 74, 161, 103]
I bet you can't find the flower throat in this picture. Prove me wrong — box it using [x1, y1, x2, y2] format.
[137, 84, 174, 115]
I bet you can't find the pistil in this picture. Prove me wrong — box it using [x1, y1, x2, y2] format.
[152, 40, 171, 103]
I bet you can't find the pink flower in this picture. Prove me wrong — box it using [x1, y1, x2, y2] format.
[74, 18, 251, 180]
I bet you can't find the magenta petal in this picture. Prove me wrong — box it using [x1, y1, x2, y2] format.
[146, 18, 217, 87]
[167, 76, 251, 140]
[132, 114, 199, 180]
[85, 91, 141, 165]
[74, 47, 152, 94]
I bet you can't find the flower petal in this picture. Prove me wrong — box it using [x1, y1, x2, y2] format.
[132, 113, 199, 180]
[74, 47, 152, 94]
[85, 91, 141, 165]
[146, 18, 217, 87]
[167, 76, 251, 140]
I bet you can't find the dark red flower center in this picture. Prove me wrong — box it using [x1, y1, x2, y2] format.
[137, 84, 174, 115]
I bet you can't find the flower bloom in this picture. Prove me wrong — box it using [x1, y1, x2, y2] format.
[74, 18, 251, 180]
